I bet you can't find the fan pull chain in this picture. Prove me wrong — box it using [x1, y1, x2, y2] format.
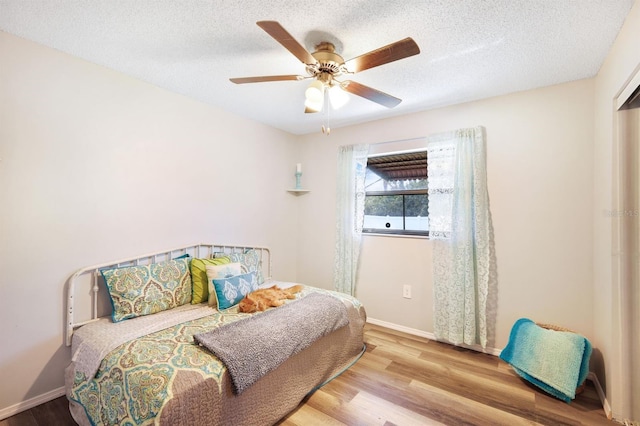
[322, 87, 331, 135]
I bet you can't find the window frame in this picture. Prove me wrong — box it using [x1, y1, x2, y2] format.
[362, 185, 429, 237]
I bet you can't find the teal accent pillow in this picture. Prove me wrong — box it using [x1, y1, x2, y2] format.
[101, 258, 192, 322]
[211, 271, 258, 310]
[205, 262, 245, 307]
[230, 249, 264, 284]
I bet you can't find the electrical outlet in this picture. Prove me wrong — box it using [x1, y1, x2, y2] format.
[403, 284, 412, 299]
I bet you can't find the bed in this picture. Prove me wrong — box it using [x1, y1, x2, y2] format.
[64, 243, 366, 425]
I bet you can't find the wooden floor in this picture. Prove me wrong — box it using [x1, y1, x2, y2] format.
[1, 323, 611, 426]
[279, 323, 610, 426]
[0, 395, 74, 426]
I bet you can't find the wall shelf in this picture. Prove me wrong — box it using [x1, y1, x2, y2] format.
[287, 189, 310, 195]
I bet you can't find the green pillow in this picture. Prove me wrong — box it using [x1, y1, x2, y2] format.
[190, 257, 230, 304]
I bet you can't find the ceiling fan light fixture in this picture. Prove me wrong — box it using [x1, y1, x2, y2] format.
[329, 85, 349, 109]
[304, 97, 324, 112]
[305, 80, 325, 103]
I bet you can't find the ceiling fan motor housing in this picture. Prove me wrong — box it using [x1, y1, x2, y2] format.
[309, 42, 345, 78]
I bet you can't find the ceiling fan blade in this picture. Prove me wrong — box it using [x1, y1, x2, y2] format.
[341, 81, 402, 108]
[343, 38, 420, 73]
[256, 21, 318, 65]
[229, 75, 303, 84]
[304, 106, 319, 113]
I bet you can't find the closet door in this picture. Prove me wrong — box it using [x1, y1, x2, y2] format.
[616, 92, 640, 421]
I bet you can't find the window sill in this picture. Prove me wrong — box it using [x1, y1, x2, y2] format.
[362, 232, 430, 240]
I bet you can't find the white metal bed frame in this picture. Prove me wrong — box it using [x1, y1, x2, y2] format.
[65, 243, 271, 346]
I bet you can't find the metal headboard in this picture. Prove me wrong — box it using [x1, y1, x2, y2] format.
[65, 243, 271, 346]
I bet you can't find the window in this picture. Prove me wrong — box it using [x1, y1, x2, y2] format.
[363, 150, 429, 236]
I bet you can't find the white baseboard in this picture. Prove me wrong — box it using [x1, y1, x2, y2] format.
[0, 386, 66, 421]
[367, 317, 435, 339]
[587, 372, 612, 420]
[366, 317, 502, 356]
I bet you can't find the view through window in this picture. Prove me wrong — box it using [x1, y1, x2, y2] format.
[363, 150, 428, 236]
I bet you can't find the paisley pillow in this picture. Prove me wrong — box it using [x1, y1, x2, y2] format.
[101, 258, 191, 322]
[229, 249, 264, 284]
[211, 272, 258, 310]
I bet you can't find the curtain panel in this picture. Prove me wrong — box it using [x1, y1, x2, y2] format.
[333, 144, 369, 296]
[427, 127, 491, 348]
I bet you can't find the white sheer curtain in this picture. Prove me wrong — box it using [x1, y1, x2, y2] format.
[427, 127, 491, 348]
[334, 144, 369, 296]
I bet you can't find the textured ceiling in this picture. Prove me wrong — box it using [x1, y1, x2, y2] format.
[0, 0, 635, 135]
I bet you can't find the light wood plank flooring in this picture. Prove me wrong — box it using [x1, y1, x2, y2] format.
[1, 323, 610, 426]
[278, 323, 610, 426]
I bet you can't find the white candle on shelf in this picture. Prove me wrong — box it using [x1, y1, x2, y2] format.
[296, 163, 302, 173]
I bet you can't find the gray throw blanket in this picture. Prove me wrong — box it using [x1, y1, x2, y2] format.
[194, 292, 349, 394]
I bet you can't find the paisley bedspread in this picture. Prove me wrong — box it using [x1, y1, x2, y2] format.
[65, 285, 366, 426]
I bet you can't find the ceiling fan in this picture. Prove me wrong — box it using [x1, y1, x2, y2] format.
[230, 21, 420, 114]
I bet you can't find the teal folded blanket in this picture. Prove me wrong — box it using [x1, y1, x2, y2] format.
[499, 318, 591, 402]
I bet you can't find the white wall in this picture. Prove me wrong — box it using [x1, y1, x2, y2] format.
[296, 78, 595, 351]
[0, 31, 300, 413]
[592, 1, 640, 419]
